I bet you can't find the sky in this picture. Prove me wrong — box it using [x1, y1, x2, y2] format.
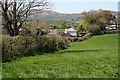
[50, 0, 120, 13]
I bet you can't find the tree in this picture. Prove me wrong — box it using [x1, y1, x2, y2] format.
[0, 0, 49, 36]
[98, 10, 113, 24]
[80, 10, 114, 35]
[60, 21, 67, 29]
[77, 25, 85, 34]
[81, 12, 98, 25]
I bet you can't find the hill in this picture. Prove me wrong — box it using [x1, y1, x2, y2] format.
[28, 9, 119, 22]
[28, 10, 81, 21]
[2, 34, 118, 78]
[0, 9, 119, 22]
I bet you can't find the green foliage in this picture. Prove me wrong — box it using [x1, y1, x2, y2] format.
[77, 25, 85, 34]
[99, 10, 113, 23]
[80, 10, 114, 35]
[58, 29, 65, 33]
[2, 35, 38, 62]
[36, 34, 71, 52]
[2, 34, 118, 78]
[48, 20, 61, 27]
[60, 21, 68, 29]
[81, 10, 112, 26]
[81, 12, 98, 24]
[85, 24, 102, 35]
[2, 34, 71, 62]
[2, 20, 71, 62]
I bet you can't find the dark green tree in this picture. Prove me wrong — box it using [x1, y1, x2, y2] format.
[80, 10, 115, 35]
[0, 0, 49, 36]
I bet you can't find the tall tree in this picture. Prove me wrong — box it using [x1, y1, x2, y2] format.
[0, 0, 49, 36]
[81, 10, 114, 30]
[80, 10, 115, 35]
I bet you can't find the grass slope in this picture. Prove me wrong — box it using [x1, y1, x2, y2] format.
[2, 34, 118, 78]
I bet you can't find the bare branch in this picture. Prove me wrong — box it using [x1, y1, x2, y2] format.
[1, 0, 50, 36]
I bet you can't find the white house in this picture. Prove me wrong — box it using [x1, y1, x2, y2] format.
[64, 27, 77, 37]
[106, 20, 117, 30]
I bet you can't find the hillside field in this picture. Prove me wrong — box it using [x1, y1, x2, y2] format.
[2, 34, 119, 78]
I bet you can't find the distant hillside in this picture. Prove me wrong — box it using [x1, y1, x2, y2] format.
[0, 9, 119, 23]
[28, 9, 119, 22]
[28, 10, 81, 21]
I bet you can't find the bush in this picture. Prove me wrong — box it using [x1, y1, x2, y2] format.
[36, 35, 55, 52]
[2, 34, 71, 62]
[36, 34, 71, 53]
[55, 36, 70, 50]
[2, 20, 71, 62]
[85, 24, 102, 35]
[78, 33, 93, 41]
[2, 35, 38, 62]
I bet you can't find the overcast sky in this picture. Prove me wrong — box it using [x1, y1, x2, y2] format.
[50, 0, 119, 13]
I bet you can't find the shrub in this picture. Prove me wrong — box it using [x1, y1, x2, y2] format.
[22, 36, 38, 56]
[36, 35, 55, 53]
[2, 34, 71, 62]
[36, 34, 71, 53]
[2, 35, 38, 62]
[85, 24, 102, 35]
[2, 35, 22, 62]
[78, 33, 93, 41]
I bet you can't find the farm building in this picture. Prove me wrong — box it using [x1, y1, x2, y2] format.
[64, 27, 77, 37]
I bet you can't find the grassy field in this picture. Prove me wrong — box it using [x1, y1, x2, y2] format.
[2, 34, 119, 78]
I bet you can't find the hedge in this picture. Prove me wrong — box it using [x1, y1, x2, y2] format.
[2, 34, 71, 62]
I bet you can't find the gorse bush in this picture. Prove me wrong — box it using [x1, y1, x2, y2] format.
[2, 34, 71, 62]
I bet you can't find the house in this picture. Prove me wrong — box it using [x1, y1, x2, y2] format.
[106, 20, 117, 30]
[64, 27, 77, 37]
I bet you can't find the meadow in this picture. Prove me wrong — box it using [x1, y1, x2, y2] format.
[2, 34, 119, 78]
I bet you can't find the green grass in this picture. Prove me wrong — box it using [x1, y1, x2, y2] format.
[48, 20, 61, 27]
[58, 29, 65, 33]
[2, 34, 119, 78]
